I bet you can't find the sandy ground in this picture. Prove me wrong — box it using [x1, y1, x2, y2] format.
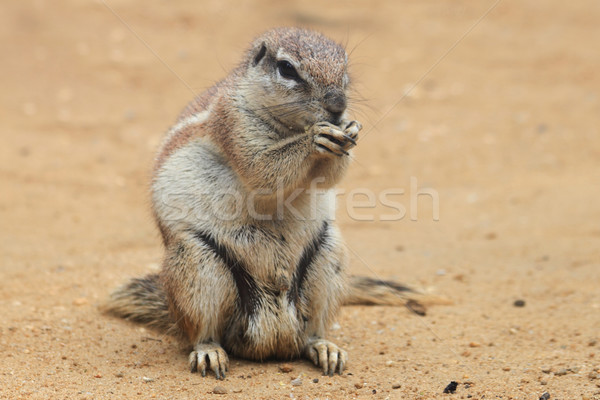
[2, 1, 600, 399]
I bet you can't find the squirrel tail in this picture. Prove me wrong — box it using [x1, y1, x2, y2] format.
[102, 273, 174, 332]
[103, 274, 448, 326]
[344, 275, 450, 316]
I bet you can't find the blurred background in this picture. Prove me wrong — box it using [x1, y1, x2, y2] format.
[1, 1, 599, 398]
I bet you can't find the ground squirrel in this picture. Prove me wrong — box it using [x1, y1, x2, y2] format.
[105, 27, 427, 379]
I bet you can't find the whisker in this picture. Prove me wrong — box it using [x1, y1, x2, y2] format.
[347, 31, 376, 59]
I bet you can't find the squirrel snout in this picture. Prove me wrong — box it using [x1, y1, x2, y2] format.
[323, 90, 347, 120]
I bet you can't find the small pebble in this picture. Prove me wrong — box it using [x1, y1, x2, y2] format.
[469, 342, 481, 348]
[392, 383, 402, 389]
[541, 367, 552, 374]
[354, 382, 363, 389]
[94, 374, 102, 378]
[291, 378, 302, 386]
[142, 377, 153, 383]
[536, 124, 548, 134]
[554, 368, 568, 376]
[123, 110, 137, 121]
[312, 378, 319, 383]
[73, 298, 88, 306]
[213, 386, 227, 394]
[279, 363, 293, 373]
[539, 392, 550, 400]
[513, 299, 526, 307]
[443, 381, 458, 394]
[589, 340, 597, 347]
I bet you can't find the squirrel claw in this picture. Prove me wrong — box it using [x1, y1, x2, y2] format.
[314, 136, 347, 157]
[304, 338, 348, 376]
[342, 134, 356, 145]
[189, 342, 229, 379]
[311, 120, 360, 157]
[343, 120, 362, 140]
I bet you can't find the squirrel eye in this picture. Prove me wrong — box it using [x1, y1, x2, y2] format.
[276, 60, 301, 81]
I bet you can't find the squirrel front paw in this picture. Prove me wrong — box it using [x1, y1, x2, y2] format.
[304, 338, 348, 376]
[189, 342, 229, 379]
[311, 120, 362, 157]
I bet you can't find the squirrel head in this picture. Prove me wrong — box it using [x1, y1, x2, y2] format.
[238, 27, 349, 134]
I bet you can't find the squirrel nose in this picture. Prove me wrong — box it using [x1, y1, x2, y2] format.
[323, 90, 347, 115]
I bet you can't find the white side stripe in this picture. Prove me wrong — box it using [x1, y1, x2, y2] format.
[161, 105, 213, 147]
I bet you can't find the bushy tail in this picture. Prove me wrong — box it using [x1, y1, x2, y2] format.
[102, 273, 174, 332]
[104, 274, 447, 327]
[344, 276, 450, 316]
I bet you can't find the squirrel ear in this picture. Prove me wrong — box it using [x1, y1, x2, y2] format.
[252, 43, 267, 66]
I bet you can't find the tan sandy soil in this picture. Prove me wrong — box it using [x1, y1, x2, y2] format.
[1, 1, 600, 399]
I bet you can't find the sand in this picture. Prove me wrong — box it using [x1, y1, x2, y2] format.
[1, 1, 599, 399]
